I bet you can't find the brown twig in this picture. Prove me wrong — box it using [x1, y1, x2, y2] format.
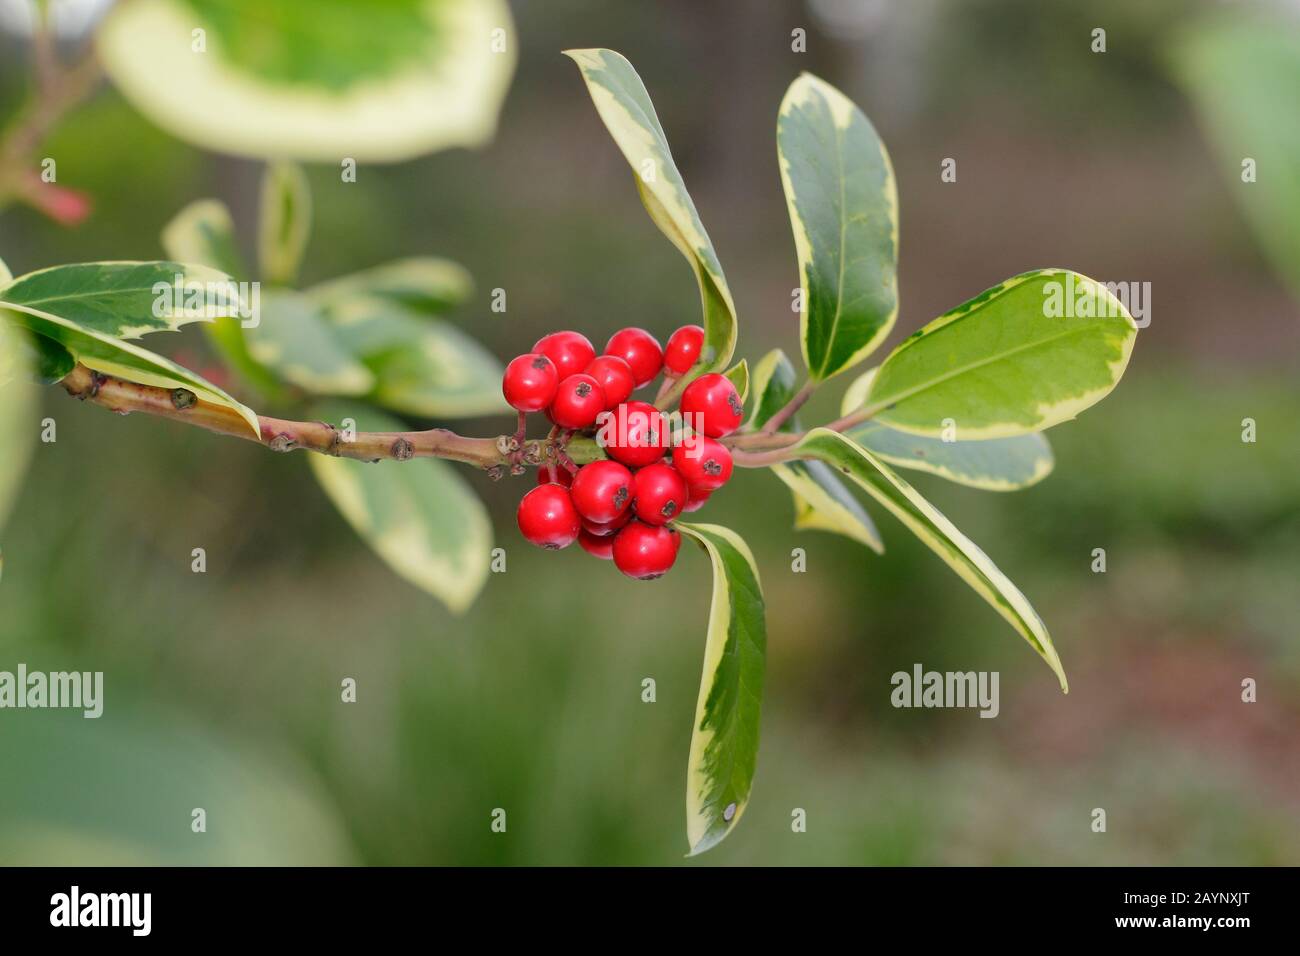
[59, 363, 602, 470]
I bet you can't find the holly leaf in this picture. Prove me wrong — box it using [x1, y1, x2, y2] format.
[864, 270, 1137, 439]
[790, 428, 1067, 691]
[308, 403, 492, 614]
[97, 0, 517, 161]
[318, 295, 505, 418]
[677, 522, 767, 856]
[779, 73, 899, 382]
[0, 262, 259, 435]
[259, 162, 312, 286]
[307, 257, 473, 315]
[750, 347, 882, 551]
[565, 48, 737, 376]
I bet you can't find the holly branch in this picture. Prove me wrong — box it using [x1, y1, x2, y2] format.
[57, 362, 846, 472]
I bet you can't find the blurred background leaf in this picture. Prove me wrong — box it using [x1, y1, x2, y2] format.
[308, 401, 492, 614]
[245, 288, 375, 396]
[95, 0, 518, 161]
[318, 295, 505, 418]
[259, 161, 312, 286]
[1169, 10, 1300, 304]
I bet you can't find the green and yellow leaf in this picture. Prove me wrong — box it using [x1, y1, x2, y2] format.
[307, 257, 473, 315]
[308, 403, 492, 615]
[779, 73, 899, 382]
[320, 295, 505, 418]
[864, 270, 1137, 439]
[770, 459, 884, 551]
[1170, 14, 1300, 302]
[723, 359, 749, 404]
[0, 323, 36, 581]
[565, 48, 737, 375]
[845, 422, 1053, 491]
[97, 0, 517, 161]
[790, 428, 1067, 691]
[245, 290, 375, 396]
[676, 522, 767, 856]
[0, 262, 259, 435]
[259, 162, 312, 286]
[0, 323, 34, 522]
[750, 347, 883, 551]
[160, 201, 281, 396]
[840, 364, 1053, 490]
[160, 199, 248, 279]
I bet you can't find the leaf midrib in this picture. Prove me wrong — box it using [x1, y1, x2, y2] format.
[813, 103, 851, 379]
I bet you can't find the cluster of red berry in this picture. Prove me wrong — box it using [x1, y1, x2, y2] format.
[503, 326, 742, 579]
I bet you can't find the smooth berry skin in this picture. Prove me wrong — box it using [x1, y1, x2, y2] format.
[604, 328, 663, 386]
[600, 401, 669, 468]
[673, 436, 733, 493]
[570, 460, 633, 524]
[533, 331, 596, 379]
[633, 462, 688, 526]
[550, 374, 606, 429]
[517, 484, 581, 550]
[680, 373, 743, 438]
[536, 466, 573, 488]
[683, 487, 711, 513]
[582, 511, 631, 537]
[578, 528, 615, 560]
[663, 325, 704, 375]
[585, 355, 635, 409]
[502, 353, 558, 413]
[612, 520, 681, 580]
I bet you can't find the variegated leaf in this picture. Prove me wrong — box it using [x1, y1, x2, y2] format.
[677, 522, 766, 856]
[864, 270, 1137, 439]
[259, 161, 312, 286]
[97, 0, 517, 161]
[779, 73, 899, 381]
[790, 428, 1067, 691]
[750, 347, 882, 551]
[0, 262, 259, 435]
[565, 48, 737, 376]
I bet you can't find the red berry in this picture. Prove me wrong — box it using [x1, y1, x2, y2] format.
[533, 331, 596, 378]
[632, 462, 688, 526]
[673, 436, 733, 492]
[679, 372, 743, 438]
[536, 465, 574, 487]
[584, 355, 635, 409]
[663, 325, 704, 375]
[599, 401, 669, 468]
[550, 373, 605, 429]
[570, 460, 633, 524]
[683, 487, 711, 512]
[582, 511, 631, 537]
[578, 528, 615, 560]
[612, 520, 681, 579]
[517, 484, 580, 550]
[502, 353, 558, 412]
[604, 328, 663, 386]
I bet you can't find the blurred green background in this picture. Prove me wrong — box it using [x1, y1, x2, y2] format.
[1, 0, 1298, 865]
